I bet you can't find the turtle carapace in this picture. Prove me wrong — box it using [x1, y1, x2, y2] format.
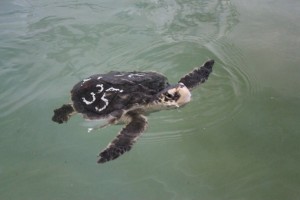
[52, 60, 214, 163]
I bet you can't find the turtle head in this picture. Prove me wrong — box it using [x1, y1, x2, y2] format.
[157, 83, 191, 108]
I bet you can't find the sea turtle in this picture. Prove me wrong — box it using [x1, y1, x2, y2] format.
[52, 59, 214, 163]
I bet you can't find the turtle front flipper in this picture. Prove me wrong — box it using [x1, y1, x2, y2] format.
[97, 111, 148, 163]
[52, 104, 76, 124]
[179, 59, 214, 90]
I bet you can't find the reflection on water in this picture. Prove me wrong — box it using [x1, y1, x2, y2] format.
[1, 0, 300, 199]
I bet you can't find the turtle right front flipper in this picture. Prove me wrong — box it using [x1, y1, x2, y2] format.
[97, 111, 148, 163]
[179, 59, 214, 90]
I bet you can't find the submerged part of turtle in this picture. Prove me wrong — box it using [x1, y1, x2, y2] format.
[52, 59, 214, 163]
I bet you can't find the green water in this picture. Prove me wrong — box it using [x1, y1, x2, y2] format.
[1, 0, 300, 199]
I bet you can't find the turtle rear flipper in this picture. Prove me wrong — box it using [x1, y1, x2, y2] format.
[97, 111, 148, 163]
[179, 59, 214, 90]
[52, 104, 75, 124]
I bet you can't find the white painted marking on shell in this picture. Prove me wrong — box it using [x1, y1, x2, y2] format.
[97, 76, 102, 80]
[128, 73, 144, 78]
[82, 92, 96, 105]
[81, 78, 91, 86]
[83, 78, 91, 82]
[121, 79, 134, 84]
[96, 84, 104, 93]
[95, 93, 109, 112]
[114, 74, 125, 77]
[106, 87, 123, 92]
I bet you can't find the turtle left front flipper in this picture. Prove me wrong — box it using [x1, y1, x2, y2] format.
[97, 111, 148, 163]
[179, 59, 214, 90]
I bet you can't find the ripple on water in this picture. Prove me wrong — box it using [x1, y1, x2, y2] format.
[142, 128, 195, 144]
[196, 39, 259, 127]
[0, 62, 68, 118]
[123, 38, 258, 140]
[0, 0, 258, 144]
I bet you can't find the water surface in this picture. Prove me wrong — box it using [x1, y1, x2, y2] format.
[1, 0, 300, 199]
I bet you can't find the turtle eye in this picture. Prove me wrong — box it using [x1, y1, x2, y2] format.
[165, 92, 173, 98]
[167, 93, 173, 98]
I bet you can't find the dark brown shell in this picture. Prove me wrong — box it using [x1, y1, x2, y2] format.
[71, 71, 169, 119]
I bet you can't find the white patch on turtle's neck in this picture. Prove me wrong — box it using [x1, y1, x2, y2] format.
[95, 93, 109, 112]
[82, 92, 96, 105]
[96, 84, 104, 93]
[106, 87, 123, 92]
[128, 73, 144, 78]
